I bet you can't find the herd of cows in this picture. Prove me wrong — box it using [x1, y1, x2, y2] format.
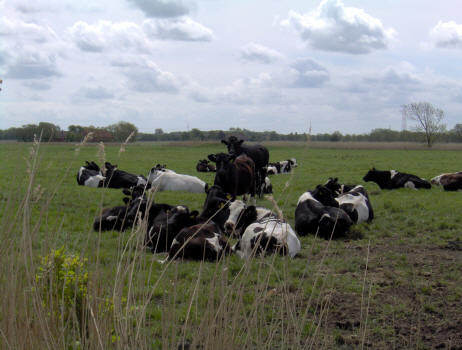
[76, 136, 462, 262]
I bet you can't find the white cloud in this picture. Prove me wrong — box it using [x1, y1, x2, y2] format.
[126, 0, 193, 18]
[430, 21, 462, 49]
[288, 58, 330, 88]
[4, 48, 61, 79]
[0, 16, 58, 43]
[240, 43, 284, 64]
[143, 17, 213, 41]
[72, 86, 115, 101]
[281, 0, 395, 54]
[67, 20, 152, 53]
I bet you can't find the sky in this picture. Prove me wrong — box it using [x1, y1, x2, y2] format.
[0, 0, 461, 134]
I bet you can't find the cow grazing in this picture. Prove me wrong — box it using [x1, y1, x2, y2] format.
[312, 184, 373, 224]
[362, 168, 431, 190]
[104, 162, 148, 189]
[223, 200, 301, 258]
[196, 159, 216, 172]
[295, 187, 353, 239]
[77, 161, 105, 188]
[147, 166, 207, 193]
[162, 222, 230, 261]
[431, 172, 462, 191]
[208, 153, 256, 201]
[221, 136, 269, 196]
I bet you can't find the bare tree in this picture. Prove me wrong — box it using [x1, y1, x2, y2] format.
[401, 102, 445, 148]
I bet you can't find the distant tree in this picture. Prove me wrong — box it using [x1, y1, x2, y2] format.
[451, 124, 462, 140]
[330, 131, 342, 142]
[38, 122, 60, 141]
[107, 121, 138, 142]
[402, 102, 445, 148]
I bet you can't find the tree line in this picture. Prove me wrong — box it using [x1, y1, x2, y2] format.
[1, 123, 462, 144]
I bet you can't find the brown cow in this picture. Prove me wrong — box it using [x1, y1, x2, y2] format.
[431, 172, 462, 191]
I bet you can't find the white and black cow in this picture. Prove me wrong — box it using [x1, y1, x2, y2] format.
[147, 166, 207, 193]
[222, 136, 269, 196]
[313, 184, 373, 224]
[208, 153, 256, 201]
[324, 177, 357, 196]
[162, 222, 230, 262]
[295, 186, 353, 239]
[362, 168, 431, 190]
[431, 172, 462, 191]
[77, 161, 105, 188]
[262, 176, 273, 194]
[104, 162, 148, 189]
[224, 200, 301, 258]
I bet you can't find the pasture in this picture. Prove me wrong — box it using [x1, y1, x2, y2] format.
[1, 141, 462, 349]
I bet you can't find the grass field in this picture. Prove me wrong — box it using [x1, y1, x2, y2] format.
[1, 140, 462, 349]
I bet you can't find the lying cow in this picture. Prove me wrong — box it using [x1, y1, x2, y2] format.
[295, 186, 353, 239]
[312, 184, 373, 224]
[162, 222, 230, 262]
[362, 168, 431, 190]
[431, 172, 462, 191]
[104, 162, 148, 189]
[208, 153, 256, 201]
[324, 177, 357, 196]
[223, 200, 300, 258]
[147, 166, 207, 193]
[77, 161, 105, 187]
[196, 159, 216, 172]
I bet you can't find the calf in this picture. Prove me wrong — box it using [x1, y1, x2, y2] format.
[222, 136, 269, 196]
[147, 166, 207, 193]
[362, 168, 431, 190]
[162, 222, 230, 261]
[104, 162, 148, 189]
[295, 187, 353, 239]
[208, 153, 256, 201]
[77, 161, 105, 187]
[431, 172, 462, 191]
[224, 200, 301, 258]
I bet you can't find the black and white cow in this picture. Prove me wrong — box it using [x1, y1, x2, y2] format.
[362, 168, 431, 190]
[222, 136, 269, 196]
[147, 166, 207, 193]
[295, 186, 353, 239]
[262, 176, 273, 194]
[313, 184, 373, 224]
[431, 172, 462, 191]
[324, 177, 357, 196]
[223, 200, 301, 258]
[266, 162, 281, 175]
[104, 162, 148, 189]
[208, 153, 256, 201]
[162, 222, 230, 262]
[77, 161, 105, 187]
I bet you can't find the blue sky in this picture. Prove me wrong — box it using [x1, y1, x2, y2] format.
[1, 0, 461, 134]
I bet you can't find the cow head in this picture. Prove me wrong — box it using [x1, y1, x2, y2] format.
[311, 185, 338, 207]
[166, 206, 198, 228]
[362, 168, 377, 182]
[324, 177, 341, 195]
[224, 200, 257, 236]
[208, 153, 235, 171]
[77, 164, 105, 188]
[199, 185, 230, 226]
[221, 136, 244, 156]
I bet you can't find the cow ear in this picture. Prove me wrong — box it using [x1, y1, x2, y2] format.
[334, 177, 338, 182]
[208, 154, 217, 162]
[123, 197, 130, 204]
[190, 210, 199, 218]
[221, 139, 228, 145]
[122, 189, 131, 196]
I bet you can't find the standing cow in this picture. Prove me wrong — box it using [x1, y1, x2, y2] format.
[221, 136, 269, 196]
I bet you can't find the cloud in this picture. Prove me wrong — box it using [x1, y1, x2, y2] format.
[67, 20, 152, 53]
[430, 21, 462, 49]
[23, 80, 52, 90]
[0, 16, 58, 43]
[126, 0, 193, 18]
[288, 58, 330, 87]
[281, 0, 395, 54]
[240, 43, 284, 64]
[112, 57, 180, 93]
[143, 17, 213, 41]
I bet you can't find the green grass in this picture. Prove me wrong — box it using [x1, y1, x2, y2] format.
[1, 141, 462, 349]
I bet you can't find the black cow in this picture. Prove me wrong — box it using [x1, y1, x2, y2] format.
[295, 186, 353, 239]
[363, 168, 431, 190]
[221, 136, 269, 196]
[77, 161, 105, 188]
[104, 162, 148, 189]
[162, 222, 230, 261]
[196, 185, 231, 232]
[208, 153, 256, 201]
[196, 159, 216, 172]
[324, 177, 357, 196]
[431, 172, 462, 191]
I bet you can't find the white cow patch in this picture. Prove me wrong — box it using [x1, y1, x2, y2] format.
[106, 215, 118, 221]
[136, 176, 147, 186]
[148, 171, 206, 193]
[205, 233, 222, 253]
[390, 170, 398, 179]
[336, 193, 369, 223]
[84, 174, 105, 188]
[297, 192, 318, 205]
[404, 181, 416, 189]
